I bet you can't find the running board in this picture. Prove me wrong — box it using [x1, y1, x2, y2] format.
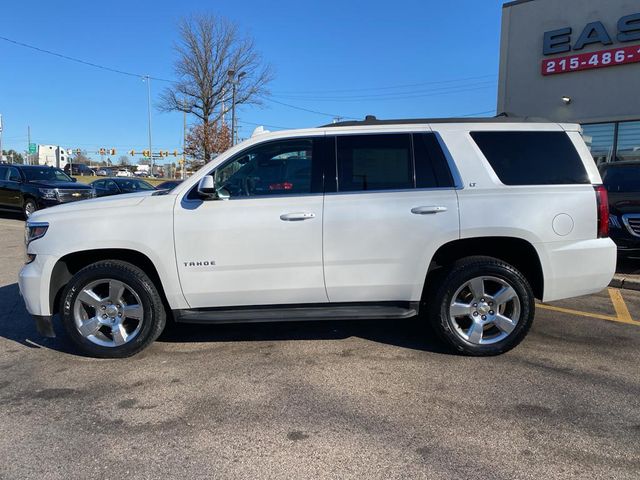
[173, 302, 419, 324]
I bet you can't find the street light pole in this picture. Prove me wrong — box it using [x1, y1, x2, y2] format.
[145, 75, 154, 176]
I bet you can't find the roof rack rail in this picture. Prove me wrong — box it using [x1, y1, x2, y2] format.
[320, 112, 551, 128]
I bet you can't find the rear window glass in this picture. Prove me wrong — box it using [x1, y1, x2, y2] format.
[470, 131, 590, 185]
[601, 165, 640, 192]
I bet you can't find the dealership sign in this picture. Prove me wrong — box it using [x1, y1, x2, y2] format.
[541, 13, 640, 76]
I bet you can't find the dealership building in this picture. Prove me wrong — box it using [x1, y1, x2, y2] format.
[498, 0, 640, 164]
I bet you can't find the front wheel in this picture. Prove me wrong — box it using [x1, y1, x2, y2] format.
[427, 256, 535, 356]
[60, 260, 166, 358]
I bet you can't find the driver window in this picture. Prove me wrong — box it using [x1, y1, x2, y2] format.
[214, 139, 314, 198]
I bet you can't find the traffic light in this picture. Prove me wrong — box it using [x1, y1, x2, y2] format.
[99, 148, 106, 155]
[173, 150, 178, 157]
[129, 150, 135, 156]
[142, 150, 150, 157]
[76, 149, 81, 155]
[110, 148, 116, 155]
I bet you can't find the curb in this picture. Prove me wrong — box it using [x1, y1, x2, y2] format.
[610, 275, 640, 291]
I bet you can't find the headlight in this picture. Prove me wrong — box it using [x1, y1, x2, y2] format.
[25, 222, 49, 246]
[39, 188, 58, 200]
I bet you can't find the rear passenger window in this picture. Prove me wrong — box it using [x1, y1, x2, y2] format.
[337, 134, 413, 192]
[471, 131, 590, 185]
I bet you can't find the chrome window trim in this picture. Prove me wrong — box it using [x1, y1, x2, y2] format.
[622, 214, 640, 238]
[325, 186, 461, 197]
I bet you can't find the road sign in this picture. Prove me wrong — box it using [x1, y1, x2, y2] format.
[29, 143, 37, 154]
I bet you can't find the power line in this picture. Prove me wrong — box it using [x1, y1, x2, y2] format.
[272, 74, 497, 95]
[259, 96, 356, 119]
[0, 35, 173, 82]
[271, 83, 497, 102]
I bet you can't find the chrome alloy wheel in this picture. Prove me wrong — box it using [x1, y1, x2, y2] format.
[73, 279, 144, 347]
[24, 202, 36, 218]
[449, 276, 521, 345]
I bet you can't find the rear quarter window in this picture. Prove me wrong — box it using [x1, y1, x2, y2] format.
[470, 131, 590, 185]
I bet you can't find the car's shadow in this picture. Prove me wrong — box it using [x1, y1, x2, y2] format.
[0, 282, 451, 356]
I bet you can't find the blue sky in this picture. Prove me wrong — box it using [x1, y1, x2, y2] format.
[0, 0, 506, 163]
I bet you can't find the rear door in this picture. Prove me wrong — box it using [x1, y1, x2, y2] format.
[322, 132, 460, 303]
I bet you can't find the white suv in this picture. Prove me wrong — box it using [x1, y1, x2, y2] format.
[19, 117, 616, 358]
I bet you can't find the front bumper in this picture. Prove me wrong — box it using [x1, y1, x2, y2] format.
[18, 254, 57, 338]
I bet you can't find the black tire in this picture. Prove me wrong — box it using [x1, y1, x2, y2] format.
[60, 260, 166, 358]
[23, 198, 37, 219]
[427, 256, 535, 356]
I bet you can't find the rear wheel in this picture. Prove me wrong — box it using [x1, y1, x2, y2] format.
[60, 260, 166, 358]
[23, 198, 37, 219]
[427, 256, 534, 356]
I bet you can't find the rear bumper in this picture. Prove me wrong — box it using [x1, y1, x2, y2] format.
[539, 238, 617, 302]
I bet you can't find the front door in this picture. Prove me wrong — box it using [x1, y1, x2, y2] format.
[174, 136, 329, 308]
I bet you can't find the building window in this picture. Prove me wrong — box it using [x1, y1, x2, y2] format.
[582, 123, 615, 165]
[616, 121, 640, 162]
[583, 121, 640, 165]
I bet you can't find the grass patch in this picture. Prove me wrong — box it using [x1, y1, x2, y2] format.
[72, 176, 168, 187]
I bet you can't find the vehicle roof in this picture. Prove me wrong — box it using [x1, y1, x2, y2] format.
[0, 163, 63, 169]
[320, 113, 552, 128]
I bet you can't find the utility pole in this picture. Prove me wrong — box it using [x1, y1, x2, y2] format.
[0, 114, 3, 163]
[227, 70, 246, 145]
[182, 104, 187, 180]
[27, 126, 31, 165]
[145, 75, 154, 177]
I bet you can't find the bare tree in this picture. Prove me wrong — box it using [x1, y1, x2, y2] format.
[160, 14, 273, 161]
[72, 151, 92, 165]
[118, 155, 130, 166]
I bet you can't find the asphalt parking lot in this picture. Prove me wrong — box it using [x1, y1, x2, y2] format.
[1, 216, 639, 480]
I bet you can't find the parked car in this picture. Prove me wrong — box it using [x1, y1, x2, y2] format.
[0, 164, 94, 218]
[156, 180, 182, 191]
[116, 169, 134, 177]
[95, 168, 114, 177]
[598, 161, 640, 257]
[90, 177, 156, 197]
[19, 116, 616, 358]
[63, 163, 95, 177]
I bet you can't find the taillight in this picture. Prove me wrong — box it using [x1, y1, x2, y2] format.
[594, 185, 609, 238]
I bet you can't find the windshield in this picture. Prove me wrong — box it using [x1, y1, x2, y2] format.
[602, 165, 640, 192]
[24, 167, 73, 183]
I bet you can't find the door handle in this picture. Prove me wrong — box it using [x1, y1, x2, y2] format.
[411, 206, 448, 215]
[280, 212, 316, 221]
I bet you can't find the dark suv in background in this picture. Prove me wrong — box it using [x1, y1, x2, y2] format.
[599, 161, 640, 257]
[0, 164, 95, 218]
[64, 163, 95, 176]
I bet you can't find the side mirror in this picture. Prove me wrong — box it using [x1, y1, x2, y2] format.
[197, 175, 218, 200]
